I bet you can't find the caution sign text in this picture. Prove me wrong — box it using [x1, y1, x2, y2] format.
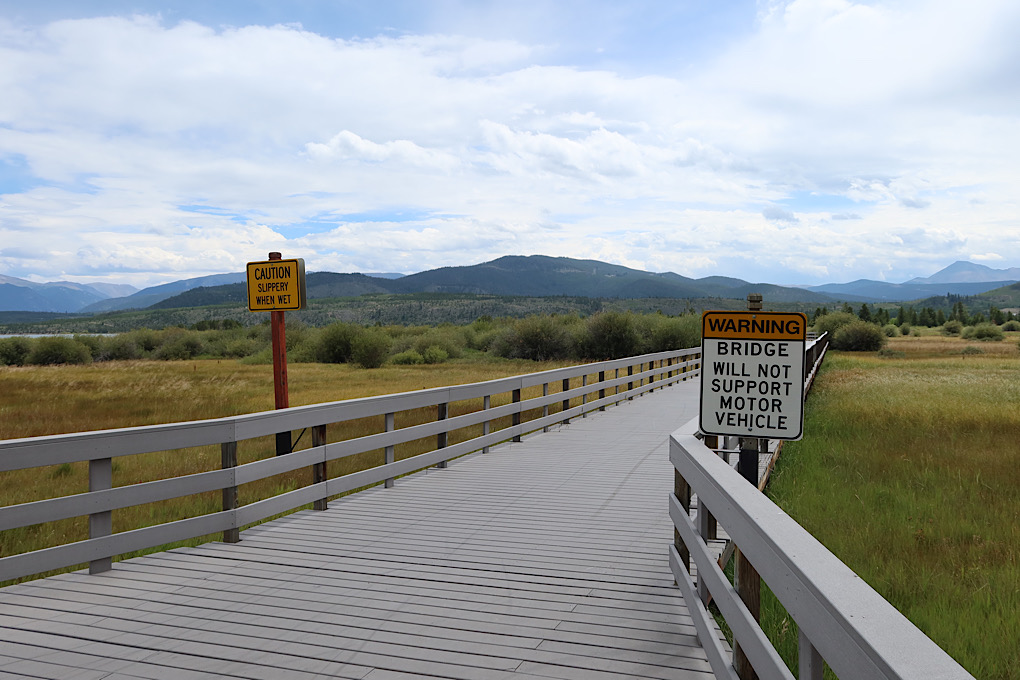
[246, 258, 307, 312]
[699, 311, 807, 440]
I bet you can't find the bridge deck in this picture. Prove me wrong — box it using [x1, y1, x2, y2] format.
[0, 379, 726, 680]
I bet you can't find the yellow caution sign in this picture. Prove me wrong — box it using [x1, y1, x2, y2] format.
[246, 258, 306, 312]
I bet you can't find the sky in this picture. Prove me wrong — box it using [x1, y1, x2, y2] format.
[1, 0, 1018, 289]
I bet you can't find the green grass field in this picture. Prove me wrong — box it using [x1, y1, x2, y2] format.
[760, 334, 1019, 679]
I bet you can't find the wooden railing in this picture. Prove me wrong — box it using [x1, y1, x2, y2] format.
[669, 336, 974, 680]
[1, 348, 701, 583]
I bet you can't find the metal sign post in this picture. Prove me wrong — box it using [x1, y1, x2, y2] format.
[246, 252, 307, 455]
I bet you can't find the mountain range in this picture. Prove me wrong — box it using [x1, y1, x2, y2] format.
[1, 257, 1017, 314]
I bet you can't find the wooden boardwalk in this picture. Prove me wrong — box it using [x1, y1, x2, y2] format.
[0, 380, 719, 680]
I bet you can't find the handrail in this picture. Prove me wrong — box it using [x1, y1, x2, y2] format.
[669, 334, 974, 680]
[1, 348, 701, 583]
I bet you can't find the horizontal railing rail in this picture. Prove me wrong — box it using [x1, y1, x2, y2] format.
[669, 334, 973, 680]
[1, 348, 701, 583]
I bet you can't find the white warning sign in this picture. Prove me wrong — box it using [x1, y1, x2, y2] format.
[699, 311, 807, 440]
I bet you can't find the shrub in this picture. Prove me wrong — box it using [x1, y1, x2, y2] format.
[941, 320, 963, 336]
[154, 330, 204, 360]
[0, 337, 32, 366]
[317, 322, 361, 363]
[899, 324, 911, 336]
[963, 323, 1004, 341]
[351, 330, 392, 369]
[104, 335, 142, 361]
[72, 334, 103, 359]
[881, 324, 900, 338]
[1000, 320, 1020, 332]
[391, 349, 425, 365]
[491, 315, 574, 361]
[27, 336, 93, 365]
[412, 326, 466, 360]
[647, 314, 701, 352]
[832, 321, 887, 351]
[124, 328, 161, 354]
[962, 346, 984, 357]
[877, 348, 905, 359]
[581, 311, 641, 360]
[813, 311, 859, 337]
[421, 345, 449, 364]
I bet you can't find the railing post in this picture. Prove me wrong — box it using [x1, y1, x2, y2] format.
[385, 412, 396, 486]
[436, 402, 449, 467]
[220, 442, 239, 544]
[799, 629, 823, 680]
[511, 389, 522, 442]
[542, 383, 550, 433]
[312, 425, 328, 510]
[697, 435, 718, 605]
[674, 467, 691, 573]
[482, 396, 491, 453]
[581, 374, 588, 418]
[598, 370, 606, 411]
[627, 364, 634, 397]
[562, 377, 570, 425]
[88, 457, 113, 574]
[649, 360, 656, 390]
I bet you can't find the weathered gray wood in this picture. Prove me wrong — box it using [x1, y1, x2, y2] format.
[311, 425, 328, 510]
[0, 510, 234, 583]
[670, 419, 975, 680]
[0, 467, 235, 532]
[384, 412, 396, 487]
[220, 441, 239, 543]
[669, 547, 740, 680]
[88, 457, 112, 574]
[481, 395, 491, 453]
[799, 629, 823, 680]
[670, 494, 791, 680]
[1, 377, 711, 680]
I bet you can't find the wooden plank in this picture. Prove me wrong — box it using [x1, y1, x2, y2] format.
[1, 379, 713, 680]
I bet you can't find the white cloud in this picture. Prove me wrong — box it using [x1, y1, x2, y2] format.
[0, 3, 1017, 288]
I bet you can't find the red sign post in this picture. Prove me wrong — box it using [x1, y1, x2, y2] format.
[246, 252, 307, 455]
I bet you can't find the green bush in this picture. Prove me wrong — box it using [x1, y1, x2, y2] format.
[899, 324, 911, 336]
[877, 348, 906, 359]
[941, 320, 963, 336]
[124, 328, 161, 354]
[72, 334, 103, 359]
[27, 336, 93, 365]
[813, 311, 859, 337]
[881, 324, 900, 337]
[962, 346, 984, 356]
[412, 326, 466, 360]
[581, 311, 641, 360]
[421, 345, 449, 364]
[647, 314, 701, 352]
[0, 337, 32, 366]
[832, 321, 887, 351]
[391, 349, 425, 365]
[154, 331, 204, 360]
[491, 315, 574, 361]
[317, 322, 361, 363]
[1000, 320, 1020, 332]
[104, 335, 142, 361]
[351, 330, 392, 369]
[962, 323, 1004, 341]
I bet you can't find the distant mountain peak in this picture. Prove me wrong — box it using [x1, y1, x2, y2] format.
[908, 260, 1020, 285]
